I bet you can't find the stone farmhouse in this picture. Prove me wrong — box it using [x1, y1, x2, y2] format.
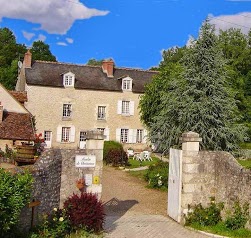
[0, 83, 35, 150]
[16, 50, 157, 150]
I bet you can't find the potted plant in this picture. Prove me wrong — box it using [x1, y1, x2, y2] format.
[76, 178, 85, 190]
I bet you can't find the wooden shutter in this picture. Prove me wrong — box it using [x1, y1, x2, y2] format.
[117, 100, 122, 114]
[128, 129, 134, 143]
[143, 129, 148, 143]
[70, 126, 75, 142]
[116, 128, 121, 142]
[133, 129, 137, 143]
[104, 128, 110, 141]
[56, 126, 62, 142]
[129, 101, 134, 115]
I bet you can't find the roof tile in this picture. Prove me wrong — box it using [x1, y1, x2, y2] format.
[0, 112, 35, 141]
[25, 61, 157, 93]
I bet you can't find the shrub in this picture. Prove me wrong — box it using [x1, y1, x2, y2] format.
[185, 197, 224, 227]
[30, 208, 71, 238]
[225, 201, 249, 230]
[144, 161, 168, 190]
[103, 141, 128, 166]
[64, 193, 105, 232]
[0, 168, 33, 236]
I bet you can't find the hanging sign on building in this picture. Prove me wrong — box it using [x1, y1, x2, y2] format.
[75, 155, 96, 168]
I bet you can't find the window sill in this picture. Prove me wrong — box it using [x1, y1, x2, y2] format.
[63, 85, 74, 87]
[62, 117, 72, 121]
[121, 113, 131, 117]
[97, 118, 106, 121]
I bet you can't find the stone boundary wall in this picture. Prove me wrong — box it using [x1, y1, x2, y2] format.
[180, 132, 251, 223]
[18, 133, 104, 231]
[19, 149, 62, 231]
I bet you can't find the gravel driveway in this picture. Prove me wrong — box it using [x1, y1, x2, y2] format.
[101, 166, 208, 238]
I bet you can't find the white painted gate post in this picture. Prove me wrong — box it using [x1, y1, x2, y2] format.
[180, 131, 202, 224]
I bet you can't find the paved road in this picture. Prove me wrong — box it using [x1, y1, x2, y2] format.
[101, 166, 208, 238]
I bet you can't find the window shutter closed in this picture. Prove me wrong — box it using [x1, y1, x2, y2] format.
[143, 129, 148, 143]
[129, 101, 134, 115]
[133, 129, 137, 143]
[56, 126, 62, 142]
[128, 129, 134, 143]
[117, 101, 122, 114]
[70, 126, 75, 142]
[104, 128, 110, 141]
[116, 128, 121, 142]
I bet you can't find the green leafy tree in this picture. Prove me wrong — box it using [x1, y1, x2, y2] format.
[86, 58, 103, 66]
[31, 40, 56, 62]
[139, 63, 182, 128]
[0, 169, 33, 236]
[0, 27, 26, 89]
[142, 20, 247, 151]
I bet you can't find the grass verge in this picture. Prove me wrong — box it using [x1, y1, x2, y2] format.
[237, 159, 251, 169]
[189, 222, 251, 238]
[126, 156, 159, 168]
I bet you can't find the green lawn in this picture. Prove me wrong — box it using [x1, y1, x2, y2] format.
[189, 222, 251, 238]
[127, 170, 147, 181]
[237, 159, 251, 169]
[126, 156, 160, 168]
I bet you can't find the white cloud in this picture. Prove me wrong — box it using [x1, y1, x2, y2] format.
[35, 34, 46, 42]
[209, 12, 251, 34]
[66, 38, 74, 44]
[22, 31, 35, 41]
[0, 0, 109, 34]
[57, 42, 67, 46]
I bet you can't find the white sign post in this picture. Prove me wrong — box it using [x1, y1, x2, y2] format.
[75, 155, 96, 168]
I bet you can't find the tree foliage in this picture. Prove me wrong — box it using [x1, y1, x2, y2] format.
[31, 40, 56, 62]
[86, 58, 103, 66]
[0, 28, 26, 89]
[140, 20, 247, 151]
[0, 169, 33, 236]
[0, 27, 56, 89]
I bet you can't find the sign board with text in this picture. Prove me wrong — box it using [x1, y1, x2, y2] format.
[75, 155, 96, 168]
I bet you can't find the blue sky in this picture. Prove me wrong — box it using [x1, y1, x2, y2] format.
[0, 0, 251, 69]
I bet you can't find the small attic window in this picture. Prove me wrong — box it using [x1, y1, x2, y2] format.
[63, 72, 75, 87]
[122, 77, 132, 91]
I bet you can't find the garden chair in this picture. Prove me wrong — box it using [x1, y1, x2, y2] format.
[127, 149, 134, 158]
[143, 151, 152, 161]
[134, 152, 144, 161]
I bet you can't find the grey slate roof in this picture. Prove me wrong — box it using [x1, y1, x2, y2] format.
[25, 61, 157, 93]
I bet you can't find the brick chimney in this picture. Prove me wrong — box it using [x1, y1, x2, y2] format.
[24, 49, 32, 68]
[102, 59, 114, 78]
[0, 102, 3, 123]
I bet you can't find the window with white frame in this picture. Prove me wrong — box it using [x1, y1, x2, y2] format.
[97, 128, 105, 134]
[63, 104, 72, 118]
[122, 101, 130, 114]
[97, 106, 106, 120]
[79, 131, 87, 141]
[61, 127, 71, 142]
[120, 129, 129, 143]
[44, 131, 52, 141]
[136, 129, 143, 143]
[63, 72, 75, 87]
[118, 100, 134, 116]
[122, 79, 132, 90]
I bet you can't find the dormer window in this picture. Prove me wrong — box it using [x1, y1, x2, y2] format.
[122, 77, 132, 91]
[63, 72, 75, 87]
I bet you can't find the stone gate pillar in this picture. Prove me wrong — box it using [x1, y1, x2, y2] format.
[180, 131, 202, 223]
[84, 130, 105, 199]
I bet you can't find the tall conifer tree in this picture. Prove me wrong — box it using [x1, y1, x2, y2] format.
[147, 20, 246, 151]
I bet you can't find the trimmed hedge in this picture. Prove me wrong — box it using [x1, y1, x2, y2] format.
[103, 141, 128, 166]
